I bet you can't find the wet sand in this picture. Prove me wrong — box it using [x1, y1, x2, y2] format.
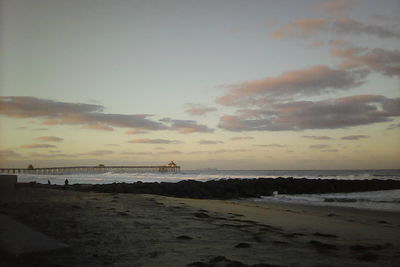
[1, 187, 399, 266]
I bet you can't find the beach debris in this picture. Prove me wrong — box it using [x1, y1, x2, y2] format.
[176, 235, 193, 240]
[350, 243, 391, 252]
[284, 232, 305, 238]
[235, 242, 251, 248]
[308, 240, 337, 252]
[312, 232, 337, 238]
[356, 252, 379, 262]
[377, 220, 389, 224]
[193, 212, 210, 218]
[273, 241, 289, 246]
[188, 255, 283, 267]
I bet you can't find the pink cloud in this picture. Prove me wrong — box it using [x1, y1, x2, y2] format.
[310, 144, 330, 149]
[128, 139, 183, 144]
[216, 65, 364, 106]
[315, 0, 357, 16]
[331, 47, 400, 77]
[302, 135, 334, 140]
[328, 39, 348, 47]
[230, 136, 254, 141]
[125, 130, 148, 135]
[341, 135, 369, 140]
[198, 140, 224, 145]
[255, 144, 287, 148]
[270, 18, 327, 39]
[0, 97, 213, 134]
[36, 136, 64, 142]
[84, 125, 114, 131]
[185, 104, 217, 116]
[21, 144, 57, 149]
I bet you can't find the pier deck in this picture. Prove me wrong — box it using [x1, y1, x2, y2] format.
[0, 165, 180, 174]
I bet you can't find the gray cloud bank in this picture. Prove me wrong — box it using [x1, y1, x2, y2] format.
[0, 97, 212, 133]
[218, 95, 400, 131]
[270, 17, 400, 40]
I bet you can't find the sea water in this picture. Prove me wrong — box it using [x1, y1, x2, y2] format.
[13, 169, 400, 212]
[15, 169, 400, 185]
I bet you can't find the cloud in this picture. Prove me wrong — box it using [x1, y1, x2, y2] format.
[230, 136, 254, 141]
[161, 118, 214, 134]
[198, 140, 224, 145]
[321, 149, 339, 152]
[214, 149, 250, 154]
[218, 95, 400, 131]
[159, 150, 183, 155]
[302, 135, 334, 140]
[216, 65, 365, 106]
[0, 97, 167, 131]
[328, 39, 348, 47]
[36, 136, 64, 142]
[308, 41, 324, 48]
[120, 151, 153, 156]
[0, 150, 23, 159]
[270, 18, 328, 39]
[29, 153, 76, 158]
[84, 125, 114, 131]
[0, 97, 213, 134]
[125, 130, 148, 135]
[187, 149, 251, 155]
[128, 139, 183, 144]
[310, 144, 330, 149]
[333, 18, 400, 39]
[270, 17, 400, 40]
[81, 150, 114, 156]
[16, 126, 28, 130]
[21, 144, 57, 149]
[341, 135, 369, 140]
[185, 104, 217, 116]
[255, 144, 287, 148]
[33, 128, 48, 131]
[315, 0, 357, 17]
[331, 47, 400, 77]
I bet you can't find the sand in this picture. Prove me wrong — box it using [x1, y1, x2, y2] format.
[1, 187, 399, 267]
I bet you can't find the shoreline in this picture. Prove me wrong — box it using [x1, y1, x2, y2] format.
[1, 187, 399, 266]
[21, 176, 400, 200]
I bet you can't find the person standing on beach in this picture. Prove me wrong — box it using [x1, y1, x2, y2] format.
[65, 179, 69, 186]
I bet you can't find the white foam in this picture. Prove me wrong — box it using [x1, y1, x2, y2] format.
[254, 189, 400, 212]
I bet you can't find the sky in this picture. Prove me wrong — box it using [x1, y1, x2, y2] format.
[0, 0, 399, 170]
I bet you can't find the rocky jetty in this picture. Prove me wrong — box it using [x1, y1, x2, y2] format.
[40, 177, 400, 199]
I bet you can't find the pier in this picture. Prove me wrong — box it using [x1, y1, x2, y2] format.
[0, 161, 180, 175]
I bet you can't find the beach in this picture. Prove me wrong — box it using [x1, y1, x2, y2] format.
[1, 186, 399, 267]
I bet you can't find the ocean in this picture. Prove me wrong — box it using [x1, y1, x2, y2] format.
[14, 169, 400, 212]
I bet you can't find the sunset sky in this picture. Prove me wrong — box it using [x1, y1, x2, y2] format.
[0, 0, 399, 169]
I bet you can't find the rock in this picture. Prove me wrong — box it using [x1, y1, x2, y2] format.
[50, 178, 400, 200]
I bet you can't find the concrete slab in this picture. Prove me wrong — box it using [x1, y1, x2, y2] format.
[0, 215, 69, 257]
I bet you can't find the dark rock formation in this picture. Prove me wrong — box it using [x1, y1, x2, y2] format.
[37, 177, 400, 199]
